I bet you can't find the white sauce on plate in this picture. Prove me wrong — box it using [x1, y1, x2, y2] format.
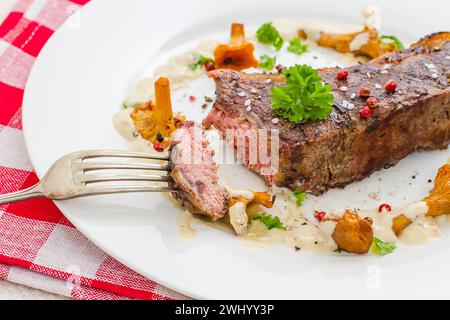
[119, 5, 446, 254]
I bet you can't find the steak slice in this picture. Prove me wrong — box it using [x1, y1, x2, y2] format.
[169, 121, 227, 220]
[204, 33, 450, 195]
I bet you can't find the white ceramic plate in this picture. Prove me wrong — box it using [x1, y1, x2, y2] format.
[22, 0, 450, 299]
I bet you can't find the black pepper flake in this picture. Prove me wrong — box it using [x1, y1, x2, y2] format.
[301, 222, 307, 226]
[156, 132, 164, 143]
[204, 96, 213, 103]
[412, 175, 416, 179]
[295, 246, 301, 251]
[314, 241, 318, 245]
[201, 103, 208, 109]
[428, 179, 432, 183]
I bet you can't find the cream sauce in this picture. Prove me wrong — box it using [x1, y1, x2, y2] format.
[350, 32, 370, 51]
[178, 210, 198, 239]
[225, 187, 254, 200]
[125, 40, 218, 106]
[243, 189, 443, 252]
[244, 187, 337, 252]
[363, 4, 381, 30]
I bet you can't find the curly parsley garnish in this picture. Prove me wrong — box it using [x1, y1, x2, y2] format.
[256, 22, 284, 51]
[371, 237, 396, 256]
[252, 214, 286, 230]
[292, 188, 307, 206]
[380, 35, 404, 50]
[287, 38, 308, 55]
[270, 64, 334, 123]
[188, 54, 214, 71]
[259, 55, 277, 71]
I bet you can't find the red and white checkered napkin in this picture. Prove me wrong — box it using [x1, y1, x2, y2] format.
[0, 0, 186, 300]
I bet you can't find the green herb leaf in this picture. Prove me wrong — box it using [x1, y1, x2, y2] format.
[188, 54, 214, 71]
[256, 22, 284, 51]
[258, 55, 277, 70]
[292, 188, 306, 206]
[371, 237, 397, 256]
[252, 214, 286, 230]
[270, 64, 334, 123]
[380, 35, 404, 50]
[287, 38, 308, 55]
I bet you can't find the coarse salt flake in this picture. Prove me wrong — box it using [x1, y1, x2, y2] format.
[271, 118, 279, 124]
[339, 86, 348, 92]
[244, 99, 252, 107]
[238, 91, 246, 97]
[375, 83, 382, 89]
[350, 93, 356, 99]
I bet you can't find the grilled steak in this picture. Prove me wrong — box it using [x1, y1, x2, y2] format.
[169, 121, 228, 220]
[204, 33, 450, 195]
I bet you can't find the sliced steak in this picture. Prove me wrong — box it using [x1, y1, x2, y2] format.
[169, 121, 227, 220]
[204, 33, 450, 195]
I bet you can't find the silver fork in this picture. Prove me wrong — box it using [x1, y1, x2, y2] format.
[0, 150, 176, 205]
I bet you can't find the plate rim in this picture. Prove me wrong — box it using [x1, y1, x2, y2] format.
[21, 0, 450, 299]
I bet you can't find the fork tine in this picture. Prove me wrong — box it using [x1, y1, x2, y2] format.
[80, 162, 170, 172]
[79, 150, 170, 161]
[79, 173, 172, 184]
[82, 185, 177, 195]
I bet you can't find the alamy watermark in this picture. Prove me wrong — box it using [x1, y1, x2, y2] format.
[172, 127, 280, 175]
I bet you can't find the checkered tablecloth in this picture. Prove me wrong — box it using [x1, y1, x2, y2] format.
[0, 0, 185, 300]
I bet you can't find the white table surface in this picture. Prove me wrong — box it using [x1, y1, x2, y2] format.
[0, 0, 68, 300]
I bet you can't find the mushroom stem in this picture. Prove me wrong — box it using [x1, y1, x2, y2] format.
[423, 164, 450, 217]
[392, 164, 450, 235]
[230, 23, 246, 46]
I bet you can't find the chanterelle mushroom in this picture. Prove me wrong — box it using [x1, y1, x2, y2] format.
[332, 210, 373, 254]
[214, 23, 259, 71]
[131, 77, 185, 148]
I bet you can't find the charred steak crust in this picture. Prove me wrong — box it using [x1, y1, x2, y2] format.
[205, 34, 450, 195]
[169, 121, 228, 220]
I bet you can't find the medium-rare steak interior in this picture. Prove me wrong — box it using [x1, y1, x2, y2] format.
[169, 121, 228, 220]
[204, 33, 450, 195]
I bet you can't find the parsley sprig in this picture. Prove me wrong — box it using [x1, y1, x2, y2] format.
[188, 54, 214, 71]
[256, 22, 284, 51]
[287, 38, 308, 55]
[292, 188, 307, 206]
[270, 64, 334, 123]
[371, 237, 396, 256]
[252, 214, 286, 230]
[259, 55, 277, 71]
[380, 35, 404, 50]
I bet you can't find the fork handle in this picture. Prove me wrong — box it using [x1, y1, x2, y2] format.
[0, 185, 43, 205]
